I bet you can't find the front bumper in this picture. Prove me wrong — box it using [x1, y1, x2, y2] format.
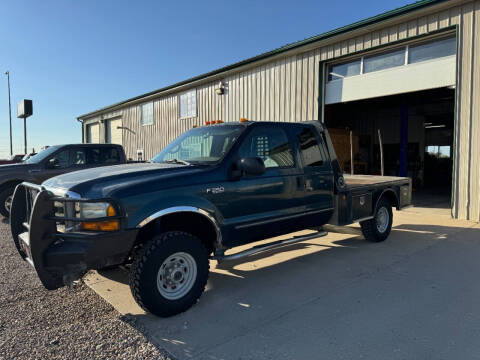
[10, 182, 138, 290]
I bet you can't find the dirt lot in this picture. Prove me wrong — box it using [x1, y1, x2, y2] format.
[0, 219, 171, 360]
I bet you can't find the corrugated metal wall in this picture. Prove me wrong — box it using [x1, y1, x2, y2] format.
[83, 0, 480, 220]
[454, 0, 480, 221]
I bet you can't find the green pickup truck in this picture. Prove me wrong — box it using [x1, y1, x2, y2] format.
[10, 121, 411, 317]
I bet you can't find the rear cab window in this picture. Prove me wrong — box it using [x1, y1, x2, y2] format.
[297, 126, 330, 169]
[86, 148, 102, 165]
[103, 147, 122, 163]
[83, 147, 122, 165]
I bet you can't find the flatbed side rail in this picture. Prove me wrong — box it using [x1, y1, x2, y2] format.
[329, 178, 411, 226]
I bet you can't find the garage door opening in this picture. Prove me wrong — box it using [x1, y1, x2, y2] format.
[324, 87, 454, 209]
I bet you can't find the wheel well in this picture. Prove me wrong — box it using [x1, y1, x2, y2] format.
[378, 189, 399, 210]
[0, 180, 23, 194]
[135, 212, 218, 254]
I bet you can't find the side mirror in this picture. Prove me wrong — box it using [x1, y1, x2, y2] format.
[46, 158, 59, 169]
[235, 157, 266, 177]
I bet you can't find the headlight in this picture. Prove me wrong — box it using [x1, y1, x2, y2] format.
[77, 202, 116, 219]
[75, 202, 120, 232]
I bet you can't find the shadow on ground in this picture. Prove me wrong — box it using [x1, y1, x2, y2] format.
[99, 220, 480, 359]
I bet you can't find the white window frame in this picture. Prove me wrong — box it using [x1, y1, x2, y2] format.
[179, 89, 197, 119]
[141, 102, 154, 126]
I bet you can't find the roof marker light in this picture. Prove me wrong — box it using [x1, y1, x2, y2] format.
[239, 118, 248, 122]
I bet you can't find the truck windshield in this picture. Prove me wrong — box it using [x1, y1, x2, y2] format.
[152, 125, 245, 164]
[24, 145, 61, 164]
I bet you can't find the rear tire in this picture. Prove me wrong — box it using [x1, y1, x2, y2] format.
[360, 197, 393, 242]
[129, 231, 209, 317]
[0, 186, 15, 218]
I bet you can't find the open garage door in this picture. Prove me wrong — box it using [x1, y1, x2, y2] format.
[86, 123, 100, 143]
[323, 34, 456, 210]
[106, 118, 123, 145]
[325, 35, 456, 105]
[325, 88, 454, 210]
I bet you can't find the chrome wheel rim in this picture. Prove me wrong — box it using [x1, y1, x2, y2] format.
[376, 206, 389, 233]
[157, 252, 197, 300]
[4, 195, 12, 213]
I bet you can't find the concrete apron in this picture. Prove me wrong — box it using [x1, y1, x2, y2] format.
[84, 205, 480, 360]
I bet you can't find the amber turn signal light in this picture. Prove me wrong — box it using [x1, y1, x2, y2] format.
[107, 205, 116, 217]
[81, 220, 120, 231]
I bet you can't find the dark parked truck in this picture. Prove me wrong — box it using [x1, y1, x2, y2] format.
[10, 121, 411, 317]
[0, 144, 126, 217]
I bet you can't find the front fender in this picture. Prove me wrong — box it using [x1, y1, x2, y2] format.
[0, 178, 26, 192]
[124, 194, 221, 229]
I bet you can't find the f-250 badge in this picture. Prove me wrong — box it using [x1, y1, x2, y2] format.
[206, 186, 224, 194]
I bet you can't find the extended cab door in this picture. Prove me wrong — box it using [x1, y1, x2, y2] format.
[216, 124, 305, 246]
[294, 125, 335, 226]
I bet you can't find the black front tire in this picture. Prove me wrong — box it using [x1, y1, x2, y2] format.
[0, 186, 15, 218]
[360, 197, 393, 242]
[129, 231, 209, 317]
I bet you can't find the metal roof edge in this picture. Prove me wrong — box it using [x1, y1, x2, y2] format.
[77, 0, 449, 120]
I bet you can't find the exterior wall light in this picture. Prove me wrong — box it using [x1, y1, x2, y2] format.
[216, 81, 225, 95]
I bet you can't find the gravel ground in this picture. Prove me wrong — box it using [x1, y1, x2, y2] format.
[0, 219, 172, 360]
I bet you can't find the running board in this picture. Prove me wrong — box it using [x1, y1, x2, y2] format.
[211, 231, 328, 262]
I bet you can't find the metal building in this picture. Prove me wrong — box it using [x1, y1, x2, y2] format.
[77, 0, 480, 221]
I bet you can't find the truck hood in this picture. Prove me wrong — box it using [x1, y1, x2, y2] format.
[0, 162, 30, 170]
[0, 162, 36, 179]
[42, 162, 212, 198]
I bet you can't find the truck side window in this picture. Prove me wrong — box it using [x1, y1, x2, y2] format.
[71, 149, 86, 165]
[86, 148, 102, 165]
[103, 148, 121, 163]
[49, 150, 71, 169]
[297, 128, 327, 167]
[238, 127, 294, 168]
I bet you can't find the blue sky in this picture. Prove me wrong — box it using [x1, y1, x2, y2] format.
[0, 0, 411, 158]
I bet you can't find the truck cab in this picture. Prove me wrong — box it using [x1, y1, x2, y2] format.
[0, 143, 126, 217]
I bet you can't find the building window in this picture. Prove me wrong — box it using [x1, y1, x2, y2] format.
[408, 36, 456, 64]
[328, 60, 361, 81]
[327, 35, 456, 81]
[141, 102, 154, 126]
[363, 49, 405, 73]
[179, 89, 197, 118]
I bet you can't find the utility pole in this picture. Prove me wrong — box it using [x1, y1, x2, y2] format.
[5, 71, 12, 156]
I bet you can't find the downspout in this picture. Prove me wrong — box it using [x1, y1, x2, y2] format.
[76, 118, 84, 143]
